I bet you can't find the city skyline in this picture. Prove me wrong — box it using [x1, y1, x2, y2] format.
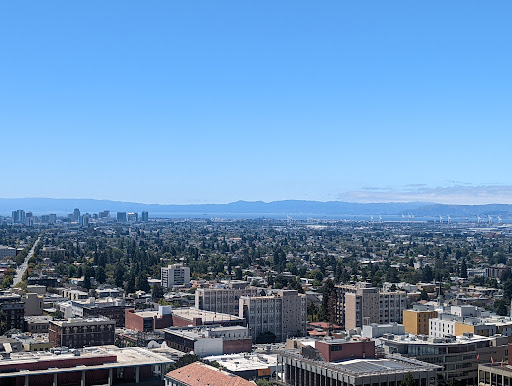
[2, 1, 511, 204]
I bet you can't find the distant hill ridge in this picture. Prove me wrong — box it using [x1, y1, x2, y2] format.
[1, 198, 512, 217]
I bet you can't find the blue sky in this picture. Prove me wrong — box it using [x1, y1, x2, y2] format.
[1, 1, 511, 204]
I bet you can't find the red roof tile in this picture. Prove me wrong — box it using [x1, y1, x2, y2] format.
[166, 362, 254, 386]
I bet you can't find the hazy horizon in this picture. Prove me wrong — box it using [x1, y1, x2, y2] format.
[2, 2, 511, 204]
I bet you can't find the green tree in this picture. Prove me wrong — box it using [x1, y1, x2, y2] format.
[167, 354, 200, 371]
[95, 266, 106, 284]
[125, 271, 136, 293]
[152, 283, 164, 299]
[235, 268, 243, 280]
[460, 258, 468, 278]
[136, 272, 150, 292]
[496, 299, 509, 316]
[400, 373, 416, 386]
[114, 265, 125, 288]
[0, 311, 6, 335]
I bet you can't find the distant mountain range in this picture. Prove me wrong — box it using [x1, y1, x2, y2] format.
[1, 198, 512, 218]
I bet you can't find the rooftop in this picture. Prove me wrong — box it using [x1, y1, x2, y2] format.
[280, 352, 440, 377]
[0, 346, 172, 379]
[172, 308, 244, 323]
[166, 361, 253, 386]
[203, 353, 277, 372]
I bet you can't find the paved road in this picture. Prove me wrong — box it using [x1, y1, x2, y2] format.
[12, 235, 41, 286]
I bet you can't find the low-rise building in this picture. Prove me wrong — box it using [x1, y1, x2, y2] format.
[164, 325, 252, 357]
[24, 315, 52, 333]
[24, 293, 44, 316]
[203, 353, 277, 380]
[49, 317, 115, 348]
[278, 351, 440, 386]
[0, 246, 18, 258]
[125, 306, 173, 332]
[40, 246, 65, 260]
[403, 305, 438, 335]
[0, 346, 172, 385]
[171, 307, 246, 328]
[378, 332, 508, 385]
[165, 361, 254, 386]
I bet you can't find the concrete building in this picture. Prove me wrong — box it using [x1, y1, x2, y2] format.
[0, 246, 18, 258]
[161, 264, 191, 288]
[486, 265, 511, 279]
[11, 210, 25, 224]
[165, 361, 254, 386]
[278, 351, 440, 386]
[24, 292, 44, 316]
[429, 311, 500, 338]
[336, 282, 407, 329]
[0, 346, 172, 385]
[24, 315, 52, 333]
[49, 317, 116, 348]
[41, 246, 66, 260]
[203, 353, 277, 380]
[362, 323, 406, 338]
[164, 325, 252, 357]
[404, 305, 438, 335]
[0, 292, 25, 331]
[195, 285, 258, 316]
[478, 349, 512, 386]
[171, 308, 246, 328]
[378, 332, 508, 385]
[239, 289, 307, 342]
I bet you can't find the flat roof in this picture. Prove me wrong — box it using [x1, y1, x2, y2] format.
[332, 357, 435, 375]
[0, 346, 172, 379]
[50, 317, 115, 326]
[172, 308, 244, 323]
[379, 333, 496, 345]
[203, 353, 277, 372]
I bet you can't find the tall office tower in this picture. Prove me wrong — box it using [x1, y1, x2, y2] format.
[141, 211, 149, 222]
[116, 212, 127, 222]
[127, 212, 138, 222]
[99, 210, 110, 218]
[12, 210, 26, 224]
[81, 214, 90, 227]
[73, 208, 80, 222]
[49, 214, 57, 224]
[161, 264, 191, 288]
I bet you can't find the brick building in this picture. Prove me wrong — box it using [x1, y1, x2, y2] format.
[49, 318, 115, 348]
[125, 307, 173, 332]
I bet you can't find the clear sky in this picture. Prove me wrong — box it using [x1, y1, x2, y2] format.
[1, 1, 511, 205]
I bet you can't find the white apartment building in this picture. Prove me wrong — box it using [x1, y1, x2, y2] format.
[239, 289, 307, 342]
[0, 246, 18, 258]
[161, 264, 190, 288]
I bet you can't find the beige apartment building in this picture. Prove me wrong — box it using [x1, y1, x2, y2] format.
[195, 285, 259, 316]
[239, 289, 307, 342]
[336, 282, 407, 329]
